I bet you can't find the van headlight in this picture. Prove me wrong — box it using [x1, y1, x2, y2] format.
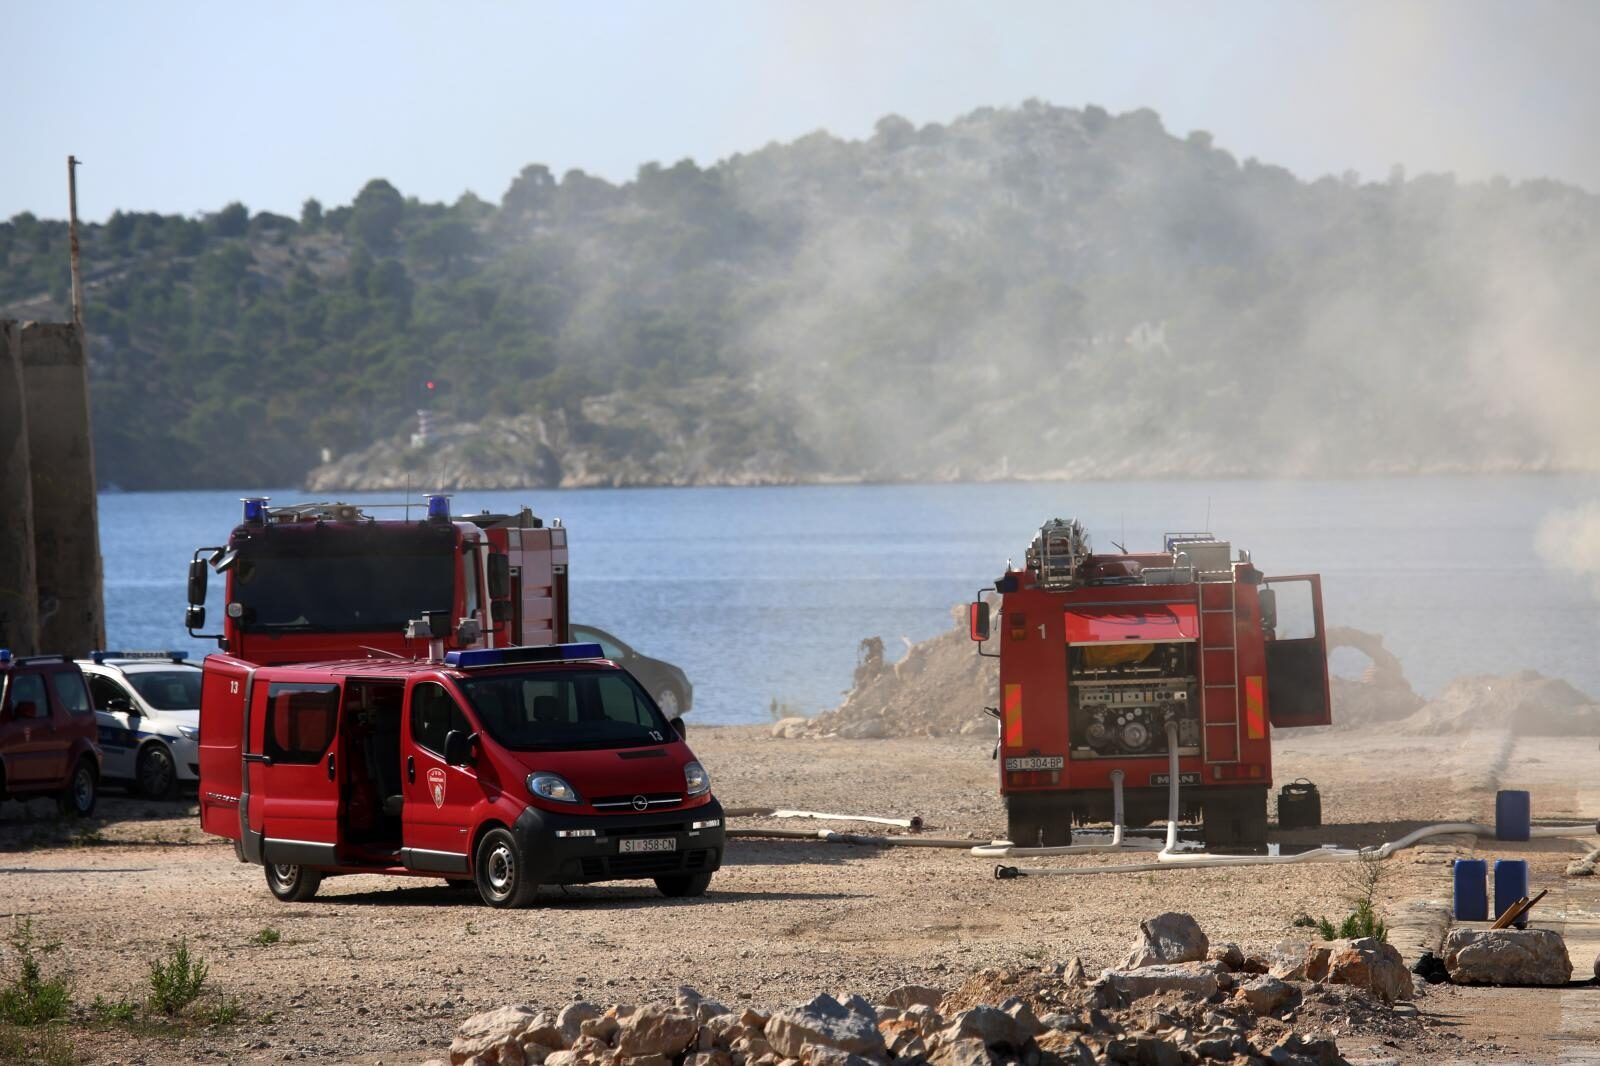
[684, 761, 710, 797]
[177, 726, 200, 741]
[527, 772, 580, 804]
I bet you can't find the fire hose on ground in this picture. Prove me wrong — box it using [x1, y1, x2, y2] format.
[990, 721, 1598, 879]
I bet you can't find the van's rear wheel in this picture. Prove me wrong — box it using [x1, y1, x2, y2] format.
[266, 863, 322, 902]
[655, 872, 712, 898]
[475, 828, 539, 908]
[57, 759, 97, 818]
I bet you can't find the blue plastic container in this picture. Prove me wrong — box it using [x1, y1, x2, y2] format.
[1453, 859, 1488, 921]
[1495, 859, 1531, 927]
[1496, 789, 1531, 841]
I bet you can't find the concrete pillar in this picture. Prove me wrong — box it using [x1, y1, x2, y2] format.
[20, 321, 105, 657]
[0, 320, 40, 655]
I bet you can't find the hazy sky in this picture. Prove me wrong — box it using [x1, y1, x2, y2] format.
[8, 1, 1599, 222]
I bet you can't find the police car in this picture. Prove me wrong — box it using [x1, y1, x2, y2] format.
[77, 651, 201, 798]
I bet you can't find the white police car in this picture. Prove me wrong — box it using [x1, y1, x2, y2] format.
[77, 651, 201, 798]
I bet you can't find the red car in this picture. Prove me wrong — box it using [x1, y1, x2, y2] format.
[0, 651, 102, 816]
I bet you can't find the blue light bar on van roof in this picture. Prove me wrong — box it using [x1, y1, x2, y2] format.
[444, 643, 605, 669]
[91, 650, 189, 664]
[0, 649, 10, 665]
[242, 496, 270, 524]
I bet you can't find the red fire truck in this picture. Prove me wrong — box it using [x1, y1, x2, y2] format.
[184, 495, 568, 668]
[971, 519, 1330, 848]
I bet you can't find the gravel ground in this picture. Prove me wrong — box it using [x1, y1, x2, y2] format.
[1, 727, 1596, 1064]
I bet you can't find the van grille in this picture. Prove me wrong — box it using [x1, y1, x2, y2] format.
[579, 849, 713, 880]
[592, 792, 682, 811]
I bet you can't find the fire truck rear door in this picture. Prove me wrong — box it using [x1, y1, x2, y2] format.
[1261, 574, 1332, 728]
[248, 678, 344, 867]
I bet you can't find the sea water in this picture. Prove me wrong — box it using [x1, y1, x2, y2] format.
[99, 475, 1600, 725]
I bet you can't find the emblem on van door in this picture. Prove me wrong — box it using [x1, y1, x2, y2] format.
[632, 795, 648, 811]
[428, 767, 447, 808]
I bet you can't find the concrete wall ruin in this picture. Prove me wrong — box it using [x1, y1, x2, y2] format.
[0, 321, 40, 654]
[0, 318, 105, 657]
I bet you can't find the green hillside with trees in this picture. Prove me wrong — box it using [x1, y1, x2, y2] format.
[4, 101, 1598, 490]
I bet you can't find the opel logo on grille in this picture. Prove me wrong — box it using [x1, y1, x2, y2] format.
[632, 795, 649, 811]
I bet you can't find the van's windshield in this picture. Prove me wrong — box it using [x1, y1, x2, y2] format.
[457, 668, 671, 751]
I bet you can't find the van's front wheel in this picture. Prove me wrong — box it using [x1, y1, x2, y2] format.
[475, 828, 539, 908]
[655, 872, 712, 898]
[265, 863, 322, 902]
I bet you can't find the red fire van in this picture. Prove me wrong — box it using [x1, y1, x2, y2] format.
[197, 642, 723, 907]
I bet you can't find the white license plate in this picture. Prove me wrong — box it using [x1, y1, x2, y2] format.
[619, 837, 677, 854]
[1005, 756, 1064, 771]
[1151, 772, 1201, 786]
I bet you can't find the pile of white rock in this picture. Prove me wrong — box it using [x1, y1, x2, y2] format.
[424, 912, 1426, 1066]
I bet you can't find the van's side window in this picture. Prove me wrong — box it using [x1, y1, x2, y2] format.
[265, 683, 339, 764]
[51, 672, 93, 716]
[411, 682, 470, 756]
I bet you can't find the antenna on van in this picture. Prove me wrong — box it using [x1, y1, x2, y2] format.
[1205, 497, 1212, 534]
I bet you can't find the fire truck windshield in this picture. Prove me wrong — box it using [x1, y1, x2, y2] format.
[230, 535, 455, 633]
[458, 669, 672, 752]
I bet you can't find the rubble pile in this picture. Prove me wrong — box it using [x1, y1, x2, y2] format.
[780, 610, 997, 739]
[426, 914, 1424, 1066]
[1396, 670, 1600, 736]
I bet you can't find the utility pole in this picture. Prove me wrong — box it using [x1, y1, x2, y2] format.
[67, 155, 85, 335]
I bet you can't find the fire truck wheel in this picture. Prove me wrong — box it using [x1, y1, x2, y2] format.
[475, 827, 540, 908]
[655, 872, 713, 898]
[1202, 787, 1269, 849]
[57, 759, 98, 818]
[136, 743, 178, 799]
[265, 863, 322, 902]
[1006, 796, 1071, 848]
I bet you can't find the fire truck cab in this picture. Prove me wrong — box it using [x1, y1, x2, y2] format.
[185, 495, 569, 671]
[198, 642, 724, 907]
[972, 520, 1331, 848]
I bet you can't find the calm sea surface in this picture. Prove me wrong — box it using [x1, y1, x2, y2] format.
[100, 477, 1600, 724]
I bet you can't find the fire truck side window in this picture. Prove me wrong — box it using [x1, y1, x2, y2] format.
[265, 683, 340, 764]
[410, 682, 470, 756]
[1267, 581, 1317, 641]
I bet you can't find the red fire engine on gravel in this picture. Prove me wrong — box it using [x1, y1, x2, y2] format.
[971, 519, 1331, 849]
[184, 495, 569, 667]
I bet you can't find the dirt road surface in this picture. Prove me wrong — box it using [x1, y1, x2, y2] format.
[2, 726, 1596, 1064]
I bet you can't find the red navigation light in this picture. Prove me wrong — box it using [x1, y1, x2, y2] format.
[425, 380, 435, 390]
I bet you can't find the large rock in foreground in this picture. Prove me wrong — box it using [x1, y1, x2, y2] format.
[1121, 911, 1210, 968]
[1443, 928, 1573, 986]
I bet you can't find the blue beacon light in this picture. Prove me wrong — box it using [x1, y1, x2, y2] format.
[241, 496, 270, 524]
[425, 494, 451, 521]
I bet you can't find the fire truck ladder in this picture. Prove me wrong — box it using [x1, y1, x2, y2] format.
[1199, 576, 1240, 767]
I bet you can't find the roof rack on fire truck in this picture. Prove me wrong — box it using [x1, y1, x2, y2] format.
[1160, 532, 1236, 583]
[1026, 518, 1091, 590]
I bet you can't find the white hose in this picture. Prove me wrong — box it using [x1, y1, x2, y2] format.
[994, 821, 1600, 878]
[723, 807, 923, 830]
